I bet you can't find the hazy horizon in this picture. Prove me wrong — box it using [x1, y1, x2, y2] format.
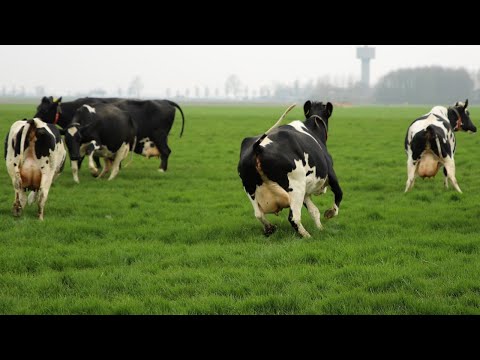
[1, 45, 480, 97]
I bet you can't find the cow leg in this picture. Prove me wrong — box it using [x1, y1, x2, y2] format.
[304, 196, 323, 230]
[152, 131, 171, 172]
[443, 158, 462, 193]
[324, 170, 343, 219]
[405, 158, 417, 192]
[443, 167, 449, 189]
[288, 186, 310, 238]
[12, 189, 27, 217]
[97, 158, 112, 178]
[108, 143, 130, 180]
[37, 174, 54, 220]
[247, 193, 276, 236]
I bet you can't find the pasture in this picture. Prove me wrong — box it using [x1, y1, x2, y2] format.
[0, 103, 479, 314]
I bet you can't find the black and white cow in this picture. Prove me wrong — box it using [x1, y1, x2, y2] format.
[34, 96, 185, 172]
[238, 101, 343, 238]
[4, 118, 66, 220]
[63, 104, 137, 182]
[404, 99, 477, 193]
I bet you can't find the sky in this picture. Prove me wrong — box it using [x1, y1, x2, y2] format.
[1, 45, 480, 97]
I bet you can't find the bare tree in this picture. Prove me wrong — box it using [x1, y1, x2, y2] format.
[204, 87, 210, 98]
[166, 88, 171, 97]
[128, 75, 144, 98]
[35, 86, 46, 97]
[225, 74, 242, 98]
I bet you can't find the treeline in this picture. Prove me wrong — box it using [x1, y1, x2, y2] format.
[374, 66, 476, 104]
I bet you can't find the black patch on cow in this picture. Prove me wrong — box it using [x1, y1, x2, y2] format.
[306, 170, 313, 176]
[34, 127, 56, 158]
[46, 160, 49, 164]
[409, 125, 452, 161]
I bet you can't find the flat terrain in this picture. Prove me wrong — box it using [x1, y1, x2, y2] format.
[0, 103, 479, 314]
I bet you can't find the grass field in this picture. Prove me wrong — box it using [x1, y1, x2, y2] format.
[0, 103, 479, 314]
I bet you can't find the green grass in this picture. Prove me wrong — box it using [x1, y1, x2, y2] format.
[0, 103, 479, 314]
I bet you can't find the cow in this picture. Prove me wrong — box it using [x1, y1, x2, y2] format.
[238, 101, 343, 238]
[4, 118, 66, 220]
[34, 96, 185, 172]
[62, 104, 137, 182]
[404, 99, 477, 193]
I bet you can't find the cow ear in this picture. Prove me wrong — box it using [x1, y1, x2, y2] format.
[465, 99, 468, 109]
[455, 101, 459, 106]
[303, 101, 312, 117]
[41, 96, 49, 103]
[54, 96, 63, 103]
[326, 102, 333, 117]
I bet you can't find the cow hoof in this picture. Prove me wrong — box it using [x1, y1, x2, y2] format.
[263, 224, 277, 237]
[324, 209, 336, 219]
[12, 206, 22, 217]
[158, 169, 165, 173]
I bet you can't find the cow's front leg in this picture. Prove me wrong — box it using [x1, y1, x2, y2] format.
[97, 158, 112, 178]
[86, 141, 101, 177]
[443, 157, 462, 193]
[324, 170, 343, 219]
[304, 196, 323, 230]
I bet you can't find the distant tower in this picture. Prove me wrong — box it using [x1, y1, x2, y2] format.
[356, 46, 375, 87]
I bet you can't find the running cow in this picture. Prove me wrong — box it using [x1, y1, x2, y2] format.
[404, 99, 477, 193]
[34, 96, 185, 172]
[4, 118, 66, 220]
[63, 104, 137, 182]
[238, 101, 343, 238]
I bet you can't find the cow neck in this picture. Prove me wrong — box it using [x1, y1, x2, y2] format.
[447, 107, 462, 131]
[311, 115, 328, 144]
[55, 102, 80, 129]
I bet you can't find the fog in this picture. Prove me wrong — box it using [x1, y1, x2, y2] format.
[1, 45, 480, 101]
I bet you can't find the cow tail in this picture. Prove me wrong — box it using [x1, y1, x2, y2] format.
[165, 100, 185, 138]
[18, 120, 34, 167]
[425, 125, 442, 156]
[253, 103, 297, 154]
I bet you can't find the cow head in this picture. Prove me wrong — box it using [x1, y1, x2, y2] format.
[303, 100, 334, 142]
[451, 99, 477, 133]
[34, 96, 62, 124]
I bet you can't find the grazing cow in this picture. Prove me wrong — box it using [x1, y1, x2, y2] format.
[4, 118, 66, 220]
[404, 99, 477, 193]
[34, 96, 185, 172]
[63, 104, 137, 182]
[238, 101, 343, 238]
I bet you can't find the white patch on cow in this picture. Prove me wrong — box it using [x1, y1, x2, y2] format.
[83, 104, 96, 113]
[139, 137, 160, 158]
[108, 142, 130, 180]
[287, 120, 321, 147]
[259, 136, 273, 147]
[67, 126, 78, 136]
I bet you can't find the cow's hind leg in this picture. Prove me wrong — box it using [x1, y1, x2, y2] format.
[304, 196, 323, 230]
[443, 167, 449, 189]
[152, 131, 171, 172]
[443, 158, 462, 193]
[12, 189, 27, 217]
[405, 158, 417, 192]
[288, 187, 310, 238]
[247, 194, 276, 236]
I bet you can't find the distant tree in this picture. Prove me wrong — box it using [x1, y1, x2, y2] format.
[117, 87, 123, 97]
[90, 88, 107, 97]
[194, 86, 200, 98]
[185, 88, 190, 98]
[128, 75, 144, 98]
[166, 88, 171, 97]
[215, 88, 220, 97]
[35, 86, 46, 97]
[204, 87, 210, 98]
[374, 66, 474, 104]
[225, 74, 242, 98]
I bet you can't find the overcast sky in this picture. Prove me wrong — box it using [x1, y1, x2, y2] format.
[1, 45, 480, 96]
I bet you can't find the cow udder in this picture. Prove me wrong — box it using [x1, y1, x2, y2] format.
[418, 152, 441, 178]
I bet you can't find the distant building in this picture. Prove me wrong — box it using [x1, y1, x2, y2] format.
[356, 46, 375, 88]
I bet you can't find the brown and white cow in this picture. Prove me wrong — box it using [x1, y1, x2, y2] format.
[4, 118, 66, 220]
